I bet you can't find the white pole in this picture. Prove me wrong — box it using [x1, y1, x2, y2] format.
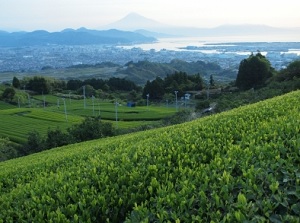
[83, 85, 86, 109]
[92, 95, 95, 116]
[115, 101, 118, 128]
[18, 96, 20, 108]
[28, 94, 31, 107]
[98, 99, 101, 118]
[174, 91, 178, 112]
[146, 94, 149, 111]
[62, 98, 68, 122]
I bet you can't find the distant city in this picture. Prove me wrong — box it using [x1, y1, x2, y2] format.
[0, 40, 299, 73]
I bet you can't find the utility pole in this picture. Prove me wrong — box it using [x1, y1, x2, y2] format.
[98, 99, 101, 118]
[43, 95, 46, 109]
[174, 91, 178, 112]
[115, 101, 119, 129]
[92, 95, 95, 116]
[83, 85, 86, 109]
[146, 94, 149, 111]
[42, 91, 45, 109]
[28, 94, 31, 107]
[62, 98, 68, 122]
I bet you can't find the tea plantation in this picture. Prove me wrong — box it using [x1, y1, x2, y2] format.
[0, 90, 299, 222]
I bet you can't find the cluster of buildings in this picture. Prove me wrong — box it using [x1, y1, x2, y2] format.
[0, 42, 299, 73]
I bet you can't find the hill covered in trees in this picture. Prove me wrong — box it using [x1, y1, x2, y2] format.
[119, 59, 234, 85]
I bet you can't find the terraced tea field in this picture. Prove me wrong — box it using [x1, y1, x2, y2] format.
[0, 90, 299, 222]
[0, 94, 177, 144]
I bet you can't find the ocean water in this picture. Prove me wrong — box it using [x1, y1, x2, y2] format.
[120, 35, 300, 54]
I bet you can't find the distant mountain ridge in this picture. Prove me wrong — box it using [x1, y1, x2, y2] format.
[103, 13, 300, 38]
[0, 28, 156, 47]
[1, 13, 299, 47]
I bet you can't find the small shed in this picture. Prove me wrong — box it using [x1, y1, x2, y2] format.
[127, 102, 136, 107]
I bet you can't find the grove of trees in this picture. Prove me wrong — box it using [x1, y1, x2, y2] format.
[1, 87, 16, 101]
[236, 52, 275, 90]
[67, 77, 141, 93]
[142, 71, 204, 100]
[24, 117, 115, 154]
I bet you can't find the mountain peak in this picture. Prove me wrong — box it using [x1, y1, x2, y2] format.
[103, 12, 166, 31]
[123, 12, 143, 19]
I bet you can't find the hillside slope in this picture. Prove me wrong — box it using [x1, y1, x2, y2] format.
[0, 91, 299, 222]
[119, 59, 226, 84]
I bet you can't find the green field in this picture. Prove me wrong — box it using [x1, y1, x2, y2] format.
[0, 66, 122, 83]
[0, 94, 177, 144]
[0, 101, 16, 110]
[0, 90, 299, 222]
[0, 108, 83, 144]
[31, 94, 176, 120]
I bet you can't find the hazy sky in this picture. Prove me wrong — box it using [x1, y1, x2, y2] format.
[1, 0, 300, 31]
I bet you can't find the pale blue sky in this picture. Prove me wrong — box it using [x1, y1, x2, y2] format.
[1, 0, 299, 31]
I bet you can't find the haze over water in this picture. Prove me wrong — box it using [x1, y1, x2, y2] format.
[121, 35, 300, 52]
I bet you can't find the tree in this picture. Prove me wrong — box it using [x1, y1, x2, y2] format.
[84, 78, 107, 90]
[2, 87, 15, 101]
[78, 84, 96, 98]
[209, 74, 215, 87]
[142, 72, 205, 100]
[12, 76, 20, 88]
[189, 73, 204, 91]
[24, 130, 45, 154]
[142, 77, 165, 100]
[45, 128, 70, 149]
[107, 77, 139, 91]
[236, 53, 274, 90]
[27, 76, 51, 94]
[68, 117, 114, 142]
[0, 138, 18, 162]
[128, 90, 139, 101]
[67, 79, 83, 90]
[286, 60, 300, 77]
[280, 60, 300, 80]
[195, 100, 210, 111]
[50, 79, 66, 92]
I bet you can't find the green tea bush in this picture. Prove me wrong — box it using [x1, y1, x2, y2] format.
[0, 91, 299, 222]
